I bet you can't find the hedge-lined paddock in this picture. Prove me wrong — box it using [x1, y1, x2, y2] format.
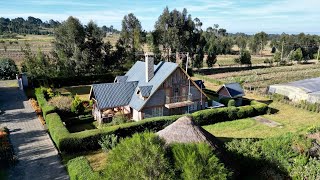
[67, 156, 101, 180]
[35, 86, 268, 153]
[193, 100, 268, 126]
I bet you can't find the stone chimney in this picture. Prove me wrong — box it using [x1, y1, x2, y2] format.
[145, 53, 154, 82]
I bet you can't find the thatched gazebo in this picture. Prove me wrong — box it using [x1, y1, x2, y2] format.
[157, 116, 221, 150]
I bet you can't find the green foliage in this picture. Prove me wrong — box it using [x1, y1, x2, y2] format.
[235, 50, 251, 65]
[227, 99, 236, 107]
[45, 113, 70, 149]
[0, 58, 18, 80]
[306, 125, 320, 134]
[249, 31, 268, 54]
[171, 143, 230, 180]
[192, 100, 268, 126]
[111, 113, 128, 125]
[42, 105, 56, 118]
[46, 88, 55, 98]
[226, 133, 317, 179]
[289, 48, 303, 62]
[35, 87, 48, 108]
[104, 132, 174, 180]
[98, 134, 118, 153]
[67, 156, 101, 180]
[206, 53, 217, 67]
[71, 95, 84, 115]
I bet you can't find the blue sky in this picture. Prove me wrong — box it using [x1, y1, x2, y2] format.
[0, 0, 319, 34]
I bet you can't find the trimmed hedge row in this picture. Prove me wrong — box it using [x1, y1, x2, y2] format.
[35, 88, 56, 118]
[67, 156, 101, 180]
[46, 113, 181, 153]
[192, 100, 268, 126]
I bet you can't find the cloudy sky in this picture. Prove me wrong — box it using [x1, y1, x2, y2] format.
[0, 0, 319, 34]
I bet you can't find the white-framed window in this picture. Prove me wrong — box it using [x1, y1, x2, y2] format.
[152, 107, 163, 117]
[189, 102, 198, 111]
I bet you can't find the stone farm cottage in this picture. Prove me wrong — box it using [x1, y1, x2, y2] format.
[89, 55, 207, 123]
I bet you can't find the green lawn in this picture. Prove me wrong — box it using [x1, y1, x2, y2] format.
[67, 122, 97, 133]
[203, 101, 320, 140]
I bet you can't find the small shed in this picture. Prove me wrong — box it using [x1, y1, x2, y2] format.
[217, 83, 245, 106]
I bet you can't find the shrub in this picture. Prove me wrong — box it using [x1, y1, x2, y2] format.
[226, 133, 315, 179]
[306, 125, 320, 134]
[227, 99, 236, 107]
[48, 96, 73, 113]
[46, 88, 55, 99]
[171, 143, 231, 179]
[98, 134, 118, 153]
[71, 95, 84, 115]
[67, 156, 101, 180]
[104, 132, 174, 180]
[111, 113, 128, 125]
[0, 58, 18, 80]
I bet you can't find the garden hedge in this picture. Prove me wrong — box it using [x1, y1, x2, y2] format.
[192, 100, 268, 126]
[35, 87, 268, 153]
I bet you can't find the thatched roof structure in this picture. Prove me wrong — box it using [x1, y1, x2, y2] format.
[157, 116, 221, 149]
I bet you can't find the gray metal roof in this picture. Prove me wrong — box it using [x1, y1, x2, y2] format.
[126, 61, 178, 111]
[285, 77, 320, 93]
[92, 61, 179, 111]
[114, 76, 128, 83]
[92, 82, 138, 109]
[138, 86, 153, 97]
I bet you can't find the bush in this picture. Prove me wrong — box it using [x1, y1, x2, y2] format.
[46, 88, 55, 99]
[71, 95, 84, 115]
[111, 113, 129, 125]
[48, 96, 73, 113]
[227, 99, 236, 107]
[171, 143, 231, 179]
[98, 134, 118, 153]
[67, 156, 101, 180]
[0, 58, 18, 80]
[237, 106, 254, 119]
[104, 132, 174, 180]
[226, 133, 316, 179]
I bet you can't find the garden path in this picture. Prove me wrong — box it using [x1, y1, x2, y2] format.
[0, 81, 69, 180]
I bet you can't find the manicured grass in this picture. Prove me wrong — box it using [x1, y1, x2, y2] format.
[56, 85, 91, 100]
[203, 101, 320, 140]
[67, 122, 97, 133]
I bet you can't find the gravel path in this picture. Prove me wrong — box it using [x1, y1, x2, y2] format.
[0, 81, 68, 180]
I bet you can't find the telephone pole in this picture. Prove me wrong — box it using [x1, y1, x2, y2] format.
[317, 44, 320, 61]
[281, 40, 284, 62]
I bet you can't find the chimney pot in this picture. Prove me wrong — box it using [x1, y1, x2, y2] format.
[145, 53, 154, 82]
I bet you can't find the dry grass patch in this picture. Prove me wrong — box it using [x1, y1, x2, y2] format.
[85, 150, 108, 172]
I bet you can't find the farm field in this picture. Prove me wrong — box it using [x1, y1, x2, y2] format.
[0, 35, 53, 67]
[197, 63, 320, 93]
[203, 100, 320, 140]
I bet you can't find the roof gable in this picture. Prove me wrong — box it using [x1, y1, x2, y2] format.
[125, 61, 179, 111]
[218, 83, 245, 98]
